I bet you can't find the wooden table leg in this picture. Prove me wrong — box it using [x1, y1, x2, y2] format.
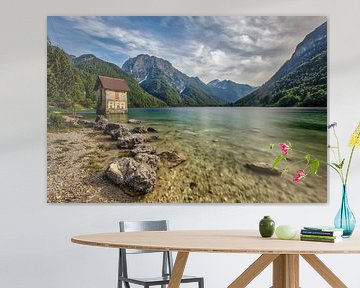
[168, 252, 189, 288]
[301, 254, 347, 288]
[272, 254, 299, 288]
[228, 254, 279, 288]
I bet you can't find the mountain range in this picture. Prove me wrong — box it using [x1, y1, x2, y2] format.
[47, 21, 327, 111]
[122, 54, 256, 106]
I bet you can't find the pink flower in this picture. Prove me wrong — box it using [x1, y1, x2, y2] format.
[293, 169, 306, 183]
[279, 143, 289, 155]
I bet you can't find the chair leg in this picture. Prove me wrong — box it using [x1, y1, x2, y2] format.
[199, 278, 204, 288]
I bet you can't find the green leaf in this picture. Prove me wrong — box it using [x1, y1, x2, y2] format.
[310, 159, 320, 176]
[305, 154, 311, 164]
[339, 158, 345, 169]
[272, 155, 284, 168]
[269, 144, 274, 149]
[328, 163, 340, 173]
[332, 162, 341, 169]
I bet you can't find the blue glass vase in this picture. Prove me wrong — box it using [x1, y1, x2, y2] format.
[334, 185, 356, 237]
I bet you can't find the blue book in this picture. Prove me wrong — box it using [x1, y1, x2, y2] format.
[302, 226, 343, 236]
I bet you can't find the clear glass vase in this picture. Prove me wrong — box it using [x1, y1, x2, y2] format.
[334, 185, 356, 237]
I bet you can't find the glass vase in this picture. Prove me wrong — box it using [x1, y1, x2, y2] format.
[334, 185, 356, 237]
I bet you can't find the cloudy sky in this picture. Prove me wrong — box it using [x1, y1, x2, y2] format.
[47, 16, 326, 86]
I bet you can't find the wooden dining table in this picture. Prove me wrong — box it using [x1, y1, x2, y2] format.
[71, 230, 360, 288]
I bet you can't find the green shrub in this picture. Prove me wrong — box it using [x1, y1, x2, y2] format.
[48, 112, 64, 128]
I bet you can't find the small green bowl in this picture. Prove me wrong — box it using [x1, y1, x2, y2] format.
[275, 225, 297, 240]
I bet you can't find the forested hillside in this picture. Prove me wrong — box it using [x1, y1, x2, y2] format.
[47, 41, 97, 113]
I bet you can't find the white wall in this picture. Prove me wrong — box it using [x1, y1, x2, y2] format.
[1, 0, 360, 287]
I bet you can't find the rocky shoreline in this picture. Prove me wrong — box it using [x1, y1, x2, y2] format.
[47, 116, 187, 202]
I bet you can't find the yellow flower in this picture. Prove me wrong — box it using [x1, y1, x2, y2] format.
[349, 122, 360, 147]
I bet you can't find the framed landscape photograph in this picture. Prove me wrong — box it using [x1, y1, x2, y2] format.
[47, 16, 327, 203]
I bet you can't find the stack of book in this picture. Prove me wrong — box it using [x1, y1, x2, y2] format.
[300, 226, 344, 243]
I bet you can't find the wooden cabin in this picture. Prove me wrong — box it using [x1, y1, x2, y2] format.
[96, 76, 130, 114]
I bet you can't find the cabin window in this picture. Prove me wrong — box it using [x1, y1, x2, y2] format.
[120, 102, 125, 109]
[115, 101, 121, 109]
[107, 101, 114, 109]
[115, 91, 120, 100]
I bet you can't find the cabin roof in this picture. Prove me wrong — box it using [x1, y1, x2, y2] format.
[98, 76, 130, 92]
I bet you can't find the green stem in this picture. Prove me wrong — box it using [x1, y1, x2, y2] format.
[333, 127, 345, 182]
[345, 145, 356, 185]
[329, 148, 345, 183]
[333, 127, 342, 164]
[330, 148, 339, 165]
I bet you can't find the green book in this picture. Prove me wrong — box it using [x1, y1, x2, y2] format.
[300, 234, 339, 240]
[300, 236, 342, 243]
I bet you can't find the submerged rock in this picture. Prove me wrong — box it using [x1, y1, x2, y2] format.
[247, 128, 261, 134]
[145, 135, 160, 142]
[128, 119, 142, 124]
[159, 151, 187, 167]
[131, 126, 148, 134]
[147, 127, 158, 133]
[244, 162, 282, 176]
[130, 144, 156, 156]
[106, 157, 156, 195]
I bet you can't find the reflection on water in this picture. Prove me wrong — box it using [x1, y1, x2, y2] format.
[80, 107, 327, 203]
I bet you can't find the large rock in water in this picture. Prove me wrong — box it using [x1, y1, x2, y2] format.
[106, 157, 156, 195]
[95, 117, 109, 130]
[244, 162, 282, 176]
[117, 134, 145, 149]
[110, 125, 132, 140]
[104, 123, 121, 135]
[134, 153, 161, 170]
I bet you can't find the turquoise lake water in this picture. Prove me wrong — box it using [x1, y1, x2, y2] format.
[81, 107, 327, 203]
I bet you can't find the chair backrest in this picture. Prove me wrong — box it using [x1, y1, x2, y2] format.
[118, 220, 174, 283]
[119, 220, 169, 254]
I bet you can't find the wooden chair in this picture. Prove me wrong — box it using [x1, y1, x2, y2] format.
[118, 220, 204, 288]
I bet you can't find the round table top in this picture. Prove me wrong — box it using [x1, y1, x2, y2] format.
[71, 230, 360, 254]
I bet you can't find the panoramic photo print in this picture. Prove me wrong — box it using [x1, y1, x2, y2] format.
[47, 16, 327, 203]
